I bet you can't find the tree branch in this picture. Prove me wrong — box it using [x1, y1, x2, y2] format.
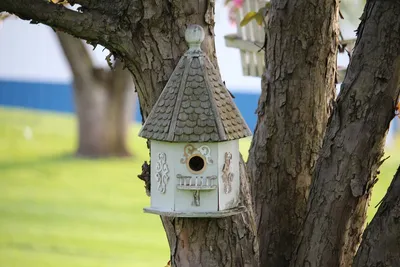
[0, 0, 132, 54]
[111, 60, 133, 93]
[292, 1, 400, 266]
[246, 0, 339, 266]
[352, 165, 400, 267]
[56, 31, 94, 85]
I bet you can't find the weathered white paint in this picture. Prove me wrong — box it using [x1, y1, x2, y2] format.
[150, 141, 176, 211]
[174, 152, 219, 213]
[145, 140, 242, 216]
[175, 142, 218, 213]
[148, 141, 220, 213]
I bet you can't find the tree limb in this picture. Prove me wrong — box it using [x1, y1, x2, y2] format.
[0, 0, 132, 54]
[292, 1, 400, 266]
[246, 0, 339, 266]
[111, 59, 133, 93]
[56, 31, 94, 85]
[352, 165, 400, 267]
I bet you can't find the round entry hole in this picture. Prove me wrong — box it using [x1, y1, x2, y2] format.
[188, 155, 205, 173]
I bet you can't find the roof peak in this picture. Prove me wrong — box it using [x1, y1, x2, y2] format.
[185, 24, 205, 50]
[139, 25, 252, 142]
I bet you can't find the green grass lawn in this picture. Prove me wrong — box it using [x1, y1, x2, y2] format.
[0, 108, 169, 267]
[0, 107, 398, 267]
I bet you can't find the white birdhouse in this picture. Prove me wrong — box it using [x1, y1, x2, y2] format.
[139, 25, 252, 218]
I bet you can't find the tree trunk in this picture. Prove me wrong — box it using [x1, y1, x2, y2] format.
[56, 32, 135, 157]
[292, 1, 400, 266]
[158, 154, 258, 267]
[352, 165, 400, 267]
[5, 1, 258, 265]
[5, 0, 400, 266]
[120, 1, 258, 266]
[246, 1, 339, 266]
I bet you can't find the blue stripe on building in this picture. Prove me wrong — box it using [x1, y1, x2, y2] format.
[0, 79, 259, 132]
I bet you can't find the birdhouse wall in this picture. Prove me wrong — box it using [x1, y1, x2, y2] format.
[218, 140, 240, 210]
[150, 141, 177, 212]
[174, 142, 219, 213]
[150, 141, 220, 213]
[174, 188, 218, 212]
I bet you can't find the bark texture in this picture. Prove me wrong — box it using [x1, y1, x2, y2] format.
[292, 1, 400, 266]
[0, 0, 131, 49]
[162, 155, 258, 267]
[352, 165, 400, 267]
[57, 32, 135, 157]
[246, 0, 339, 266]
[6, 0, 400, 266]
[3, 0, 259, 266]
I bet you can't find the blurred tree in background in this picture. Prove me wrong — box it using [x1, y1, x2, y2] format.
[1, 14, 136, 158]
[56, 32, 135, 158]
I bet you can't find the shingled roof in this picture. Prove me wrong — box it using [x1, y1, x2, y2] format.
[138, 25, 252, 142]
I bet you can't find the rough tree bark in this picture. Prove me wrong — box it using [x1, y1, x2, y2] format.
[352, 165, 400, 267]
[246, 0, 339, 266]
[1, 1, 258, 266]
[2, 0, 400, 266]
[292, 1, 400, 266]
[56, 32, 135, 157]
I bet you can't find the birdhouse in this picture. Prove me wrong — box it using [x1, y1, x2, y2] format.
[139, 25, 252, 218]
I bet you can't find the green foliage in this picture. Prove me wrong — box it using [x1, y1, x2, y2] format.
[240, 11, 258, 27]
[0, 107, 397, 267]
[239, 2, 270, 27]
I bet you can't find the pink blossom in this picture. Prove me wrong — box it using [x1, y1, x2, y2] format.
[233, 0, 244, 8]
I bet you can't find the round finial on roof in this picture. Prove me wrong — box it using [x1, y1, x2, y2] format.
[185, 24, 205, 49]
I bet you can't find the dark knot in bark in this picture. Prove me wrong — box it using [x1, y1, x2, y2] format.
[138, 161, 151, 196]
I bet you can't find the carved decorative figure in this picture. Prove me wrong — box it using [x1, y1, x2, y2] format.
[155, 152, 169, 193]
[181, 144, 213, 165]
[192, 190, 201, 206]
[222, 152, 234, 194]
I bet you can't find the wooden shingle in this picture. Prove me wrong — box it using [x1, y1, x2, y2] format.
[139, 25, 252, 142]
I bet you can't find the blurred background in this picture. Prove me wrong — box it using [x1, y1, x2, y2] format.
[0, 1, 399, 267]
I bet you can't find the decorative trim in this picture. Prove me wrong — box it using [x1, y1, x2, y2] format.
[176, 174, 217, 190]
[222, 152, 234, 194]
[198, 145, 213, 164]
[155, 152, 169, 193]
[192, 190, 200, 206]
[199, 56, 228, 140]
[167, 56, 193, 141]
[181, 144, 213, 167]
[180, 144, 195, 164]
